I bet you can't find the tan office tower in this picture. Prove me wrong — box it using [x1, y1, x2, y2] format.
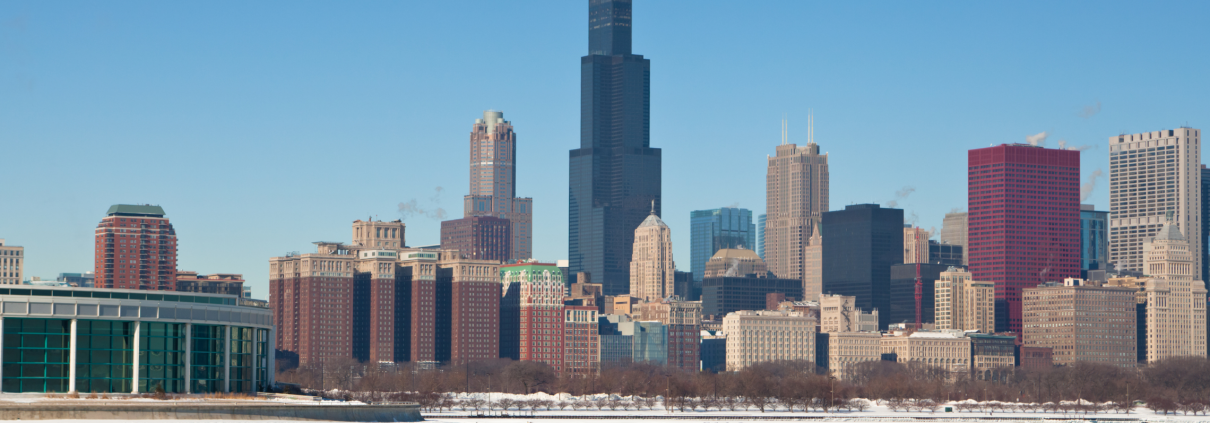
[904, 226, 930, 264]
[1022, 280, 1137, 367]
[464, 110, 534, 262]
[802, 225, 823, 301]
[630, 206, 676, 302]
[352, 219, 405, 249]
[934, 267, 995, 333]
[0, 239, 23, 285]
[1141, 216, 1208, 362]
[765, 117, 829, 280]
[1109, 128, 1201, 280]
[941, 212, 968, 265]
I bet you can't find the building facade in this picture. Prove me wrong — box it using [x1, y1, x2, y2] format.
[690, 208, 756, 284]
[0, 239, 22, 285]
[722, 310, 816, 371]
[1022, 280, 1137, 367]
[819, 294, 879, 333]
[826, 331, 881, 379]
[765, 122, 829, 282]
[0, 286, 273, 394]
[630, 210, 675, 302]
[941, 212, 968, 266]
[562, 305, 599, 377]
[1109, 128, 1202, 280]
[888, 263, 948, 328]
[904, 226, 930, 264]
[500, 261, 565, 370]
[821, 204, 904, 329]
[440, 216, 512, 263]
[802, 225, 823, 302]
[569, 0, 661, 296]
[1080, 205, 1110, 274]
[934, 267, 995, 333]
[640, 299, 701, 371]
[1140, 217, 1208, 362]
[175, 272, 244, 297]
[757, 214, 767, 260]
[969, 333, 1016, 380]
[968, 145, 1080, 334]
[881, 331, 971, 374]
[94, 205, 178, 291]
[464, 110, 532, 262]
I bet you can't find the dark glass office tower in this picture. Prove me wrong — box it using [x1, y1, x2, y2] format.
[569, 0, 661, 295]
[820, 204, 904, 330]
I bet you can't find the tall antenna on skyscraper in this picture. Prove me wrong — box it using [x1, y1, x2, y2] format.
[808, 109, 814, 145]
[781, 114, 787, 145]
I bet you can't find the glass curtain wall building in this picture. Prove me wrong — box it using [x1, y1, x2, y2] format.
[0, 286, 274, 394]
[690, 208, 757, 283]
[1080, 205, 1109, 274]
[757, 214, 767, 260]
[568, 0, 662, 295]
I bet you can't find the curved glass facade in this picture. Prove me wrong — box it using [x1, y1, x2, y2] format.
[0, 287, 274, 394]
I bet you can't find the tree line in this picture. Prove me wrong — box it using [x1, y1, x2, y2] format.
[275, 356, 1210, 415]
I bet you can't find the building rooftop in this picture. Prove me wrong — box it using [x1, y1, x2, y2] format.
[105, 204, 166, 217]
[709, 248, 761, 261]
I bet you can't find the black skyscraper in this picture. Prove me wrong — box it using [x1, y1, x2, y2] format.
[821, 204, 904, 330]
[569, 0, 661, 295]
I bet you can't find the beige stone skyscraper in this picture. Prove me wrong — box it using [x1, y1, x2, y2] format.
[630, 206, 676, 302]
[904, 226, 930, 264]
[1141, 216, 1208, 362]
[0, 239, 23, 285]
[934, 267, 995, 333]
[802, 224, 823, 301]
[941, 212, 968, 265]
[765, 117, 829, 280]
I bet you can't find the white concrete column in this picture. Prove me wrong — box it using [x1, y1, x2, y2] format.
[131, 321, 141, 394]
[69, 319, 78, 393]
[250, 345, 258, 394]
[267, 327, 276, 386]
[223, 325, 231, 393]
[184, 323, 192, 394]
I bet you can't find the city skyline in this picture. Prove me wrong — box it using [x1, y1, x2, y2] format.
[4, 1, 1210, 299]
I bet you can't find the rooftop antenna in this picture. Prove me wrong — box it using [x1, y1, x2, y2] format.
[781, 114, 787, 145]
[808, 109, 814, 144]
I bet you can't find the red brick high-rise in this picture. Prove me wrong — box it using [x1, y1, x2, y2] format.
[271, 221, 502, 366]
[968, 144, 1080, 335]
[500, 261, 566, 371]
[562, 305, 599, 377]
[94, 204, 178, 290]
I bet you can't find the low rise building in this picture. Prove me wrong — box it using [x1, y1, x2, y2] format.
[968, 333, 1016, 380]
[700, 330, 726, 372]
[722, 310, 816, 371]
[640, 299, 702, 371]
[826, 331, 881, 379]
[880, 330, 971, 374]
[563, 305, 599, 377]
[175, 271, 244, 297]
[1022, 279, 1137, 367]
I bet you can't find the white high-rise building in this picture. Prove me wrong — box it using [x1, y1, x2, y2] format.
[1109, 128, 1202, 279]
[629, 207, 676, 303]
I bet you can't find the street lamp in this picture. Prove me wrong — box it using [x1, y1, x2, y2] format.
[829, 376, 837, 413]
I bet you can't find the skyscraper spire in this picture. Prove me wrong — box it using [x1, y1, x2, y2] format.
[808, 109, 814, 145]
[781, 114, 787, 145]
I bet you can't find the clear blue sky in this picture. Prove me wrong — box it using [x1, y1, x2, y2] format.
[3, 1, 1208, 298]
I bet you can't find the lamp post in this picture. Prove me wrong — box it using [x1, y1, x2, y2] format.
[829, 376, 837, 413]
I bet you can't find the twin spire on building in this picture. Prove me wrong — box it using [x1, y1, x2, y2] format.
[781, 109, 816, 145]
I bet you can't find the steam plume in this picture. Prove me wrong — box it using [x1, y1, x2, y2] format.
[1026, 132, 1048, 146]
[1078, 101, 1102, 119]
[886, 186, 916, 208]
[1080, 169, 1104, 202]
[398, 186, 447, 221]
